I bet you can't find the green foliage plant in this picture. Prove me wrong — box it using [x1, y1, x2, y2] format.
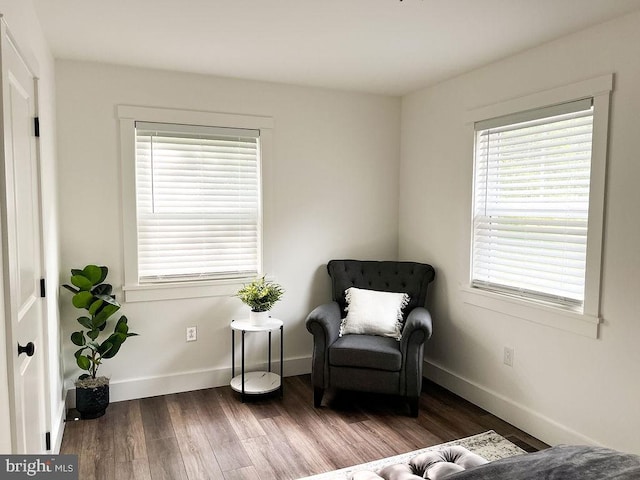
[236, 276, 284, 312]
[63, 265, 137, 385]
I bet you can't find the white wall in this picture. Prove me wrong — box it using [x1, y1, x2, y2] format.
[400, 11, 640, 453]
[0, 0, 62, 453]
[56, 61, 400, 401]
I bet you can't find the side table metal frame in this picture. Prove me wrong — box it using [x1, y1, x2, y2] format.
[231, 319, 284, 402]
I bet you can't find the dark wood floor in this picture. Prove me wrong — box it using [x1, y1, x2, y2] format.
[60, 375, 548, 480]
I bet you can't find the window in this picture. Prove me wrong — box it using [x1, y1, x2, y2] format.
[118, 106, 273, 302]
[135, 122, 261, 282]
[471, 99, 593, 309]
[464, 75, 611, 337]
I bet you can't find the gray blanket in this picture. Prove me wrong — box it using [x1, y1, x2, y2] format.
[449, 444, 640, 480]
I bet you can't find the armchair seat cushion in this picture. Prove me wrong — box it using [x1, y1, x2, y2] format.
[329, 335, 402, 372]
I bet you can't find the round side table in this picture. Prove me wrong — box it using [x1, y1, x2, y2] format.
[230, 318, 283, 402]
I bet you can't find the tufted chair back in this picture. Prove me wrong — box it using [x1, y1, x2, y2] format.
[327, 259, 435, 319]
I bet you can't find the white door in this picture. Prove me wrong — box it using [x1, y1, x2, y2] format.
[0, 22, 47, 454]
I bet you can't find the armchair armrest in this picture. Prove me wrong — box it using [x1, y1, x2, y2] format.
[305, 301, 341, 347]
[305, 302, 342, 389]
[400, 307, 433, 400]
[400, 307, 433, 352]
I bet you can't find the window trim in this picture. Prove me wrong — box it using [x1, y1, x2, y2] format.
[118, 105, 274, 303]
[462, 74, 612, 338]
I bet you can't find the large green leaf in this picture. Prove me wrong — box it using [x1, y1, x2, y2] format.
[117, 316, 138, 337]
[115, 316, 129, 334]
[104, 342, 117, 356]
[101, 333, 126, 359]
[92, 303, 120, 328]
[97, 341, 113, 355]
[72, 291, 93, 309]
[95, 293, 120, 308]
[91, 314, 107, 331]
[101, 343, 121, 359]
[81, 265, 103, 284]
[76, 355, 91, 371]
[91, 284, 113, 297]
[77, 316, 92, 329]
[70, 274, 93, 291]
[88, 299, 103, 316]
[70, 331, 85, 346]
[111, 332, 126, 343]
[114, 315, 138, 342]
[97, 266, 108, 284]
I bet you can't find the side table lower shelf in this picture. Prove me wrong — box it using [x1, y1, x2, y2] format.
[230, 371, 281, 395]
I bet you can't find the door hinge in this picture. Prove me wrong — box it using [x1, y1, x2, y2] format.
[45, 431, 51, 451]
[34, 117, 40, 137]
[40, 278, 46, 298]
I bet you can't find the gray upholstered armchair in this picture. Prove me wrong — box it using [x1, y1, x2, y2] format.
[305, 259, 435, 416]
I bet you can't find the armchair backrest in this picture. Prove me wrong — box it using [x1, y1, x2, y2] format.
[327, 259, 435, 319]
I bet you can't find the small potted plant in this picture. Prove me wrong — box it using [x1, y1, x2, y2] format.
[63, 265, 138, 419]
[236, 276, 284, 325]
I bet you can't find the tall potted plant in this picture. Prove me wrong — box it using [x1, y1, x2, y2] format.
[236, 276, 284, 325]
[63, 265, 137, 419]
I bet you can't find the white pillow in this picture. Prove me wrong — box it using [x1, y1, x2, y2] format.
[339, 287, 410, 340]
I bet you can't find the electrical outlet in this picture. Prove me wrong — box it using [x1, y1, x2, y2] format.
[186, 326, 197, 342]
[503, 347, 514, 367]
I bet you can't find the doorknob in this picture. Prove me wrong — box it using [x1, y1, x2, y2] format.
[17, 342, 35, 357]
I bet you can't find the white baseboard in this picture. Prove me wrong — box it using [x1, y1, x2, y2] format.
[424, 359, 602, 447]
[65, 356, 311, 408]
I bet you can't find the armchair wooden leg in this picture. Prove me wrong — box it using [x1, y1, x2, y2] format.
[314, 387, 324, 407]
[408, 396, 419, 417]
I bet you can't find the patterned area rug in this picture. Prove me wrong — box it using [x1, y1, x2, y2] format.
[297, 430, 526, 480]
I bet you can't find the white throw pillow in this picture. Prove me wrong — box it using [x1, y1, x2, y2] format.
[339, 287, 410, 340]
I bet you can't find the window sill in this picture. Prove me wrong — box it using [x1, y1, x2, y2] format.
[460, 286, 600, 338]
[123, 277, 252, 303]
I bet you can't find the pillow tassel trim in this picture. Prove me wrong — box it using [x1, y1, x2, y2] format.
[395, 292, 410, 339]
[339, 318, 347, 337]
[338, 287, 355, 337]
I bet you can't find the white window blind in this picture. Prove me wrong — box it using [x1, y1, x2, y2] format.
[471, 99, 594, 309]
[135, 121, 261, 283]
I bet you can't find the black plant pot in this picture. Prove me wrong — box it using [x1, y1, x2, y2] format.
[76, 384, 109, 419]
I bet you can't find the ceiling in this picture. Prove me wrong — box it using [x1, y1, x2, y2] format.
[33, 0, 640, 95]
